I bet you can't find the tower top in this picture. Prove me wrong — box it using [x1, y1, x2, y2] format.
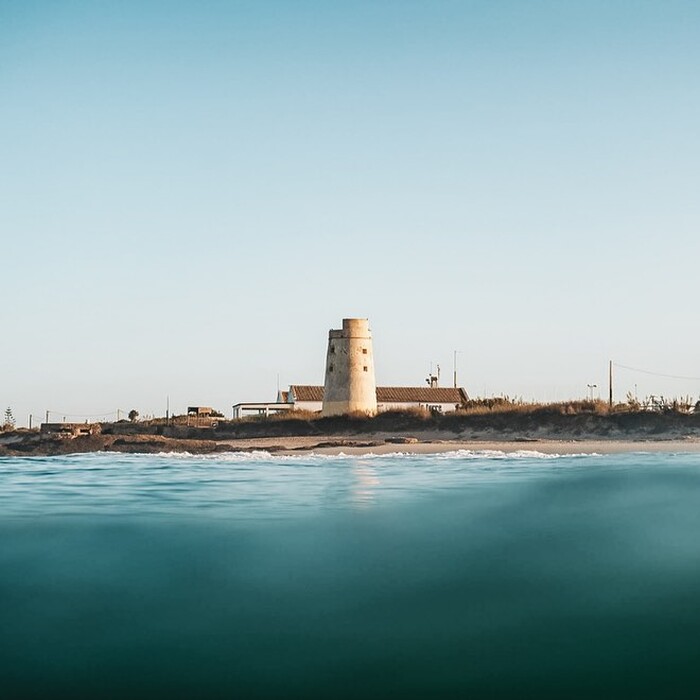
[329, 318, 372, 340]
[342, 318, 369, 328]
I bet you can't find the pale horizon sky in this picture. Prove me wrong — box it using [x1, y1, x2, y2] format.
[2, 0, 700, 424]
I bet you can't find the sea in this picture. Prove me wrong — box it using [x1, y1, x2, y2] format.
[2, 449, 700, 698]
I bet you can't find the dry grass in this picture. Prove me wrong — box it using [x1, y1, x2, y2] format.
[456, 398, 613, 417]
[238, 409, 319, 423]
[228, 400, 669, 427]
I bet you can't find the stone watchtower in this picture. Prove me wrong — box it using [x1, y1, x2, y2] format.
[322, 318, 377, 416]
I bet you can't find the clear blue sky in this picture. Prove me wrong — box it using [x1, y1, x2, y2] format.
[2, 0, 699, 423]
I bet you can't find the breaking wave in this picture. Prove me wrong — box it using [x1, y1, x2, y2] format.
[149, 448, 602, 461]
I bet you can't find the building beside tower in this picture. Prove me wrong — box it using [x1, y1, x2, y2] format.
[231, 316, 469, 419]
[322, 318, 377, 416]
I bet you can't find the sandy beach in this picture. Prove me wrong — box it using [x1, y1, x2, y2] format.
[212, 434, 700, 457]
[4, 427, 700, 458]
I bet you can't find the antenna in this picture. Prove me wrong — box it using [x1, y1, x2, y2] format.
[426, 363, 440, 389]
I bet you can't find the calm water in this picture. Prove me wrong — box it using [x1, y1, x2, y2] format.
[2, 449, 700, 698]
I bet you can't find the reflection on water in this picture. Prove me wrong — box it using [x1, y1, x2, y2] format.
[0, 449, 599, 519]
[2, 450, 700, 698]
[351, 462, 380, 506]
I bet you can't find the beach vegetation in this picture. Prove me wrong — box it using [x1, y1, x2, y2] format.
[625, 391, 641, 411]
[2, 407, 15, 431]
[91, 395, 700, 446]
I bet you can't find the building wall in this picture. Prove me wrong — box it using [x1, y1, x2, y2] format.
[290, 401, 460, 414]
[322, 318, 377, 416]
[377, 402, 461, 414]
[294, 400, 323, 412]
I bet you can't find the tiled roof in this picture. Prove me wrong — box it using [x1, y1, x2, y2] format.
[377, 387, 468, 404]
[289, 385, 325, 402]
[288, 386, 468, 404]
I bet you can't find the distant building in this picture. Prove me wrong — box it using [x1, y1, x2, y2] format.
[376, 386, 469, 414]
[40, 423, 101, 438]
[233, 384, 468, 419]
[187, 406, 214, 417]
[231, 400, 294, 420]
[186, 406, 221, 427]
[271, 385, 468, 414]
[283, 385, 324, 412]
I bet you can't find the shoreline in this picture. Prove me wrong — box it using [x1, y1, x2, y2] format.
[6, 409, 700, 458]
[4, 433, 700, 458]
[274, 438, 700, 457]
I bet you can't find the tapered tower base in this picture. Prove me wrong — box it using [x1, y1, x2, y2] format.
[322, 318, 377, 416]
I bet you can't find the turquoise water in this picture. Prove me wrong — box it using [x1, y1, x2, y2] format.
[2, 449, 700, 698]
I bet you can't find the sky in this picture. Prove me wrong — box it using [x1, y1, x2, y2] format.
[2, 0, 700, 424]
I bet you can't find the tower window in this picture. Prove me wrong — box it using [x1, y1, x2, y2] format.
[363, 366, 368, 372]
[362, 348, 367, 354]
[330, 345, 335, 354]
[329, 365, 334, 372]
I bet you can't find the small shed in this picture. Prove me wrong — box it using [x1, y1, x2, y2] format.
[186, 407, 220, 427]
[187, 406, 214, 417]
[40, 423, 101, 439]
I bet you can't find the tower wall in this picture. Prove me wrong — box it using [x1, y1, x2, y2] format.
[322, 318, 377, 416]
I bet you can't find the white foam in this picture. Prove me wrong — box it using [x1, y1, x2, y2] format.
[152, 450, 276, 461]
[147, 449, 602, 462]
[433, 449, 602, 460]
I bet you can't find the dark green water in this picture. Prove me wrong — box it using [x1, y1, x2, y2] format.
[2, 450, 700, 698]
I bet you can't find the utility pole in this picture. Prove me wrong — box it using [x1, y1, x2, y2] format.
[28, 414, 32, 430]
[45, 410, 49, 424]
[453, 350, 464, 389]
[166, 395, 170, 424]
[609, 360, 613, 407]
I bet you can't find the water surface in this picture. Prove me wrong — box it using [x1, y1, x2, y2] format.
[2, 450, 700, 698]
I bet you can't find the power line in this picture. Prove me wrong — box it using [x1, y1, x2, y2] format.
[614, 363, 700, 382]
[45, 410, 120, 419]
